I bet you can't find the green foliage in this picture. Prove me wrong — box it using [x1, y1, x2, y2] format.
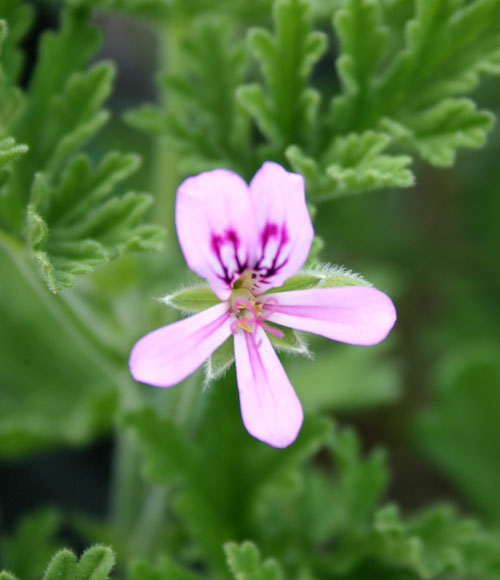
[416, 348, 500, 523]
[0, 547, 114, 580]
[0, 6, 163, 291]
[1, 510, 61, 580]
[126, 17, 251, 176]
[126, 394, 331, 575]
[26, 153, 163, 292]
[237, 0, 327, 154]
[129, 556, 203, 580]
[0, 245, 118, 456]
[42, 547, 114, 580]
[224, 541, 283, 580]
[328, 504, 500, 579]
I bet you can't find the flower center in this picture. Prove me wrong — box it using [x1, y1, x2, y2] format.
[229, 274, 283, 341]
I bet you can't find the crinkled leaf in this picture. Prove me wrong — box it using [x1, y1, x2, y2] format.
[328, 503, 500, 579]
[237, 0, 327, 151]
[407, 98, 494, 166]
[288, 131, 414, 200]
[42, 547, 114, 580]
[0, 2, 33, 84]
[26, 153, 164, 292]
[126, 18, 250, 175]
[224, 541, 283, 580]
[332, 0, 388, 132]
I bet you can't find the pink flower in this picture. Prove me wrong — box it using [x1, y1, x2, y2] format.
[129, 162, 396, 448]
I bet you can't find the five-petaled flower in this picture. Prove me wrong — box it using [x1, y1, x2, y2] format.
[129, 162, 396, 448]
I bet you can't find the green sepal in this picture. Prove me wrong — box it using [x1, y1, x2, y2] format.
[224, 541, 283, 580]
[270, 265, 370, 293]
[205, 337, 234, 384]
[161, 286, 220, 313]
[267, 325, 311, 357]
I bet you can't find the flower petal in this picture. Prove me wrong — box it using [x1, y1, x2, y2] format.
[249, 162, 313, 292]
[233, 326, 303, 447]
[129, 303, 232, 387]
[266, 287, 396, 345]
[176, 169, 257, 299]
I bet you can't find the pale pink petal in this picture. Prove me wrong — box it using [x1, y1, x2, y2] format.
[176, 169, 258, 299]
[248, 162, 313, 293]
[266, 287, 396, 345]
[233, 326, 303, 447]
[129, 304, 232, 387]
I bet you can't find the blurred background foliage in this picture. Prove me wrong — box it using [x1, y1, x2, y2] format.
[1, 0, 500, 578]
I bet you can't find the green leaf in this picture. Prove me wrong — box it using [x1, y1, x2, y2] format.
[0, 137, 27, 169]
[332, 0, 388, 132]
[0, 573, 17, 580]
[126, 17, 250, 175]
[1, 509, 61, 580]
[224, 541, 283, 580]
[0, 244, 118, 456]
[237, 0, 327, 151]
[288, 132, 414, 200]
[328, 503, 500, 579]
[129, 556, 204, 580]
[406, 98, 494, 166]
[288, 342, 400, 413]
[42, 547, 114, 580]
[0, 2, 33, 84]
[415, 347, 500, 523]
[162, 286, 220, 313]
[26, 153, 164, 292]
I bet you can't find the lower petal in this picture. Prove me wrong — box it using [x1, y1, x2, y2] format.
[266, 287, 396, 345]
[129, 303, 232, 387]
[233, 327, 303, 448]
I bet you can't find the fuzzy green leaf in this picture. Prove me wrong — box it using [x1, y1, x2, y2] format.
[162, 286, 220, 313]
[407, 98, 495, 166]
[42, 547, 114, 580]
[237, 0, 327, 151]
[224, 541, 283, 580]
[289, 131, 414, 199]
[26, 153, 164, 292]
[0, 574, 17, 580]
[0, 137, 27, 169]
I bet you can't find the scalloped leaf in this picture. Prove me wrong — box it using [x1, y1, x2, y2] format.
[26, 153, 164, 292]
[224, 541, 283, 580]
[237, 0, 327, 151]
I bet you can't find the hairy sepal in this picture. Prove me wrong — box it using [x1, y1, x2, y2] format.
[161, 285, 220, 313]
